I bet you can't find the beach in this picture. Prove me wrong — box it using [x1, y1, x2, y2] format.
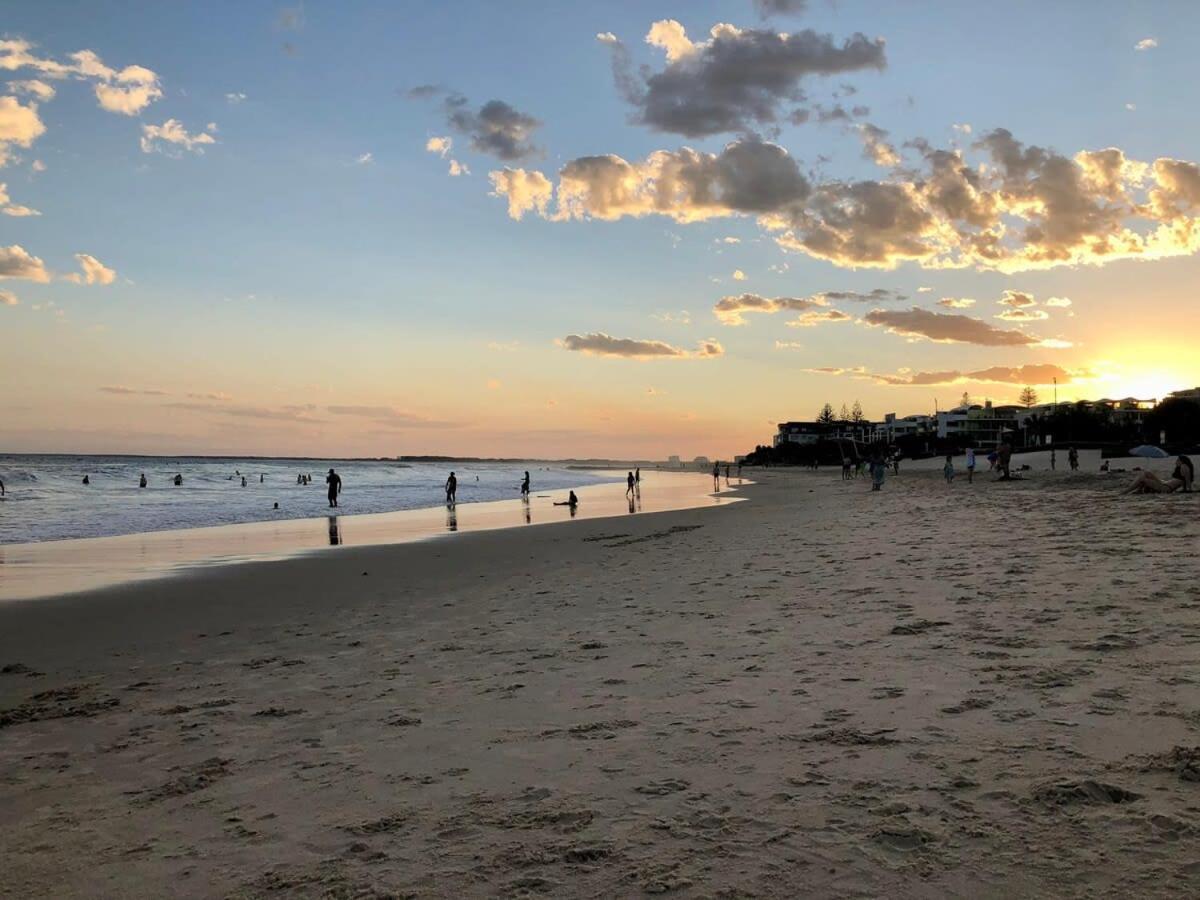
[2, 466, 1199, 898]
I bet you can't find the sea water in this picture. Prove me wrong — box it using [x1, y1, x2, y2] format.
[0, 455, 622, 544]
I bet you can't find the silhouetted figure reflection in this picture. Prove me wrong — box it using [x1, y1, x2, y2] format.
[446, 505, 458, 532]
[523, 503, 531, 524]
[627, 493, 636, 514]
[327, 516, 341, 545]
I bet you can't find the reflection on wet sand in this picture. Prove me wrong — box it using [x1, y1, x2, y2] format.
[1, 471, 745, 601]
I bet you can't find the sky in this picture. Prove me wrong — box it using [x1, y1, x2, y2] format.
[3, 0, 1200, 459]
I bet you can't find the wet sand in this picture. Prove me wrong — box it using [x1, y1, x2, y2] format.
[1, 467, 1198, 898]
[0, 471, 738, 602]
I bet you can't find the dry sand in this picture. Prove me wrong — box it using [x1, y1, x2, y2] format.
[2, 466, 1199, 898]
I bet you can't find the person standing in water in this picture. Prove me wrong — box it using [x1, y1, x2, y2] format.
[241, 476, 247, 487]
[445, 471, 457, 505]
[173, 473, 183, 486]
[82, 475, 90, 485]
[712, 462, 720, 491]
[521, 470, 530, 499]
[139, 473, 147, 488]
[326, 468, 341, 508]
[627, 471, 636, 496]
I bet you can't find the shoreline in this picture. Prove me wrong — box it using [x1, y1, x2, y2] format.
[0, 470, 744, 602]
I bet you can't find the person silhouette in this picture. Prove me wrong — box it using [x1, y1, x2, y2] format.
[554, 490, 578, 511]
[82, 475, 90, 485]
[626, 471, 635, 496]
[173, 473, 183, 486]
[241, 476, 247, 487]
[445, 471, 457, 505]
[139, 473, 147, 488]
[521, 470, 530, 499]
[712, 462, 720, 491]
[326, 468, 342, 508]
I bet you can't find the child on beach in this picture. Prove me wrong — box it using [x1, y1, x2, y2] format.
[943, 454, 955, 483]
[966, 447, 976, 483]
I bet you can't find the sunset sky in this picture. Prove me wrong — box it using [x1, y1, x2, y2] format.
[3, 1, 1200, 459]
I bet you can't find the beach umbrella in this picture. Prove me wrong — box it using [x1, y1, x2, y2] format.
[1128, 445, 1170, 458]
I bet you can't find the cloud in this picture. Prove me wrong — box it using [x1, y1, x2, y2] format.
[560, 332, 724, 359]
[99, 385, 168, 396]
[753, 0, 808, 18]
[713, 292, 826, 325]
[732, 268, 747, 281]
[0, 244, 49, 282]
[442, 94, 542, 161]
[9, 79, 55, 102]
[447, 159, 469, 176]
[225, 92, 247, 104]
[488, 168, 553, 219]
[0, 289, 17, 306]
[426, 135, 451, 157]
[325, 405, 454, 428]
[186, 391, 232, 401]
[996, 307, 1049, 321]
[1044, 296, 1072, 307]
[140, 119, 217, 155]
[787, 308, 852, 327]
[818, 288, 904, 303]
[599, 20, 885, 137]
[937, 297, 976, 308]
[491, 137, 809, 224]
[165, 400, 325, 424]
[997, 290, 1035, 308]
[93, 64, 162, 115]
[0, 181, 39, 216]
[862, 306, 1038, 346]
[354, 151, 374, 165]
[808, 362, 1076, 386]
[1135, 38, 1157, 51]
[0, 95, 46, 166]
[858, 123, 900, 167]
[62, 253, 117, 285]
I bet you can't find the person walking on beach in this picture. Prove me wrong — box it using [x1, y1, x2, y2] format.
[627, 471, 636, 497]
[841, 456, 852, 481]
[1068, 446, 1079, 472]
[966, 447, 976, 483]
[635, 467, 641, 487]
[326, 468, 342, 508]
[521, 470, 530, 499]
[712, 462, 720, 491]
[943, 453, 955, 483]
[1050, 448, 1057, 471]
[870, 452, 886, 491]
[445, 471, 457, 505]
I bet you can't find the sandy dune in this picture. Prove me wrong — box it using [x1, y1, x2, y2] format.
[2, 467, 1199, 898]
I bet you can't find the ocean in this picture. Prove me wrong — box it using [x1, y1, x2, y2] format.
[0, 455, 623, 544]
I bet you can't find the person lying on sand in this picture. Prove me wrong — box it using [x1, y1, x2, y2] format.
[1122, 456, 1194, 495]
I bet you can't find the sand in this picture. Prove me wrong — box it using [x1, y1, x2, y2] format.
[1, 466, 1198, 898]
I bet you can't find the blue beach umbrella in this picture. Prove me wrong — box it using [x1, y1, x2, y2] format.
[1128, 445, 1170, 459]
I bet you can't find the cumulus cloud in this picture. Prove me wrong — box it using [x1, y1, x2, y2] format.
[788, 308, 852, 327]
[862, 306, 1038, 346]
[0, 95, 46, 167]
[0, 41, 163, 118]
[488, 168, 553, 219]
[937, 297, 976, 308]
[858, 123, 900, 167]
[732, 268, 747, 280]
[0, 289, 17, 305]
[491, 137, 809, 225]
[996, 307, 1049, 321]
[560, 332, 724, 359]
[599, 20, 885, 137]
[9, 79, 55, 102]
[441, 94, 541, 161]
[0, 244, 49, 282]
[713, 292, 826, 324]
[426, 135, 452, 157]
[0, 181, 38, 216]
[1044, 296, 1072, 307]
[997, 290, 1036, 308]
[63, 253, 117, 285]
[1135, 38, 1157, 51]
[500, 128, 1200, 272]
[140, 119, 217, 155]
